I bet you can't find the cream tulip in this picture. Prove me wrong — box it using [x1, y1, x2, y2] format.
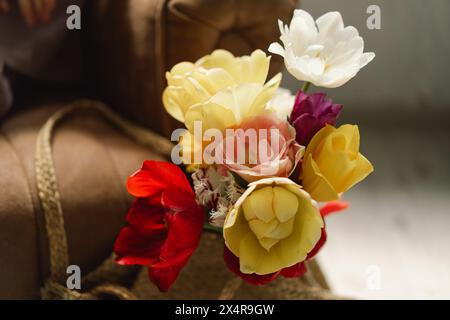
[163, 49, 281, 132]
[224, 178, 323, 275]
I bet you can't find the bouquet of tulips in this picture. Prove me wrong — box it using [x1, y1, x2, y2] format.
[114, 10, 375, 292]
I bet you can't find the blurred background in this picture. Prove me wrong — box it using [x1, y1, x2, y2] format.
[284, 0, 450, 299]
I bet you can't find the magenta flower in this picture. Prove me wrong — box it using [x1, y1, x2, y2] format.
[290, 91, 343, 146]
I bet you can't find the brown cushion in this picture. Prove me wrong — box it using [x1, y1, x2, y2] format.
[85, 0, 296, 137]
[0, 100, 164, 299]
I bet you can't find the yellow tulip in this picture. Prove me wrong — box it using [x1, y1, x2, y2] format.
[224, 178, 323, 275]
[301, 124, 374, 202]
[163, 49, 282, 132]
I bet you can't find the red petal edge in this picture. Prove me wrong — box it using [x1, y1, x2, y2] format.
[320, 200, 349, 217]
[127, 161, 194, 198]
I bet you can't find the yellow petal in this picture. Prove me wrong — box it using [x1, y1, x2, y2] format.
[166, 62, 195, 84]
[277, 192, 323, 264]
[196, 49, 235, 73]
[250, 73, 282, 112]
[339, 153, 374, 192]
[302, 154, 339, 202]
[239, 232, 264, 274]
[267, 218, 294, 240]
[272, 186, 298, 222]
[304, 124, 335, 159]
[248, 219, 278, 239]
[258, 237, 279, 251]
[336, 124, 360, 153]
[184, 101, 237, 132]
[190, 68, 235, 95]
[236, 49, 271, 84]
[314, 149, 356, 193]
[162, 86, 187, 122]
[214, 83, 266, 121]
[257, 186, 323, 274]
[224, 207, 252, 258]
[243, 186, 274, 223]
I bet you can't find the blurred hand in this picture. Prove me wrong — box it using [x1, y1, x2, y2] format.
[0, 0, 56, 27]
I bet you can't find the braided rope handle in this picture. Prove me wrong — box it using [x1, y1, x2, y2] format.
[35, 99, 173, 298]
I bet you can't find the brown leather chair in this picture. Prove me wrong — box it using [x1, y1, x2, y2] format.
[0, 0, 296, 299]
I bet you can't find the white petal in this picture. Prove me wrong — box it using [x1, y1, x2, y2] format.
[305, 44, 324, 57]
[293, 9, 316, 30]
[320, 65, 359, 88]
[278, 19, 285, 35]
[284, 49, 310, 82]
[360, 52, 375, 68]
[268, 42, 285, 57]
[326, 37, 363, 66]
[307, 57, 325, 76]
[316, 11, 344, 36]
[290, 10, 318, 54]
[336, 26, 359, 42]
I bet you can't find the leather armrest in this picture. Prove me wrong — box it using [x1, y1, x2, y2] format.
[0, 100, 164, 299]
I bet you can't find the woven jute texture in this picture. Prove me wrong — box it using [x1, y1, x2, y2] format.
[131, 233, 340, 300]
[35, 99, 343, 300]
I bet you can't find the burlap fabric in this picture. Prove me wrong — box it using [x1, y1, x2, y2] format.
[36, 99, 343, 300]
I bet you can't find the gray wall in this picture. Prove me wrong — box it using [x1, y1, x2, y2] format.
[282, 0, 450, 117]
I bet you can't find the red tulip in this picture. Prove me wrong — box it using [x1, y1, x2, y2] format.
[114, 161, 204, 292]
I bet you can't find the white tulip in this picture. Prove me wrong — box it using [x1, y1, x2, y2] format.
[269, 10, 375, 88]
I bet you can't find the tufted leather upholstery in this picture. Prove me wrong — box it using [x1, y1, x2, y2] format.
[86, 0, 296, 136]
[0, 0, 296, 299]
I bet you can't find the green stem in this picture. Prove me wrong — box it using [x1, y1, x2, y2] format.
[302, 81, 311, 93]
[203, 223, 223, 235]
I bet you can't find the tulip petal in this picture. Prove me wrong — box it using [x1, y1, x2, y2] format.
[316, 12, 344, 38]
[127, 161, 193, 197]
[320, 201, 349, 217]
[223, 247, 279, 285]
[196, 49, 235, 73]
[251, 73, 282, 113]
[267, 218, 295, 240]
[302, 154, 339, 202]
[114, 225, 166, 266]
[272, 186, 298, 222]
[339, 153, 374, 192]
[306, 227, 327, 259]
[239, 49, 271, 84]
[243, 186, 274, 223]
[248, 219, 278, 240]
[184, 101, 237, 132]
[304, 124, 335, 159]
[268, 42, 285, 57]
[337, 124, 360, 152]
[239, 232, 265, 273]
[280, 261, 307, 278]
[224, 207, 253, 257]
[148, 204, 204, 292]
[360, 52, 376, 68]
